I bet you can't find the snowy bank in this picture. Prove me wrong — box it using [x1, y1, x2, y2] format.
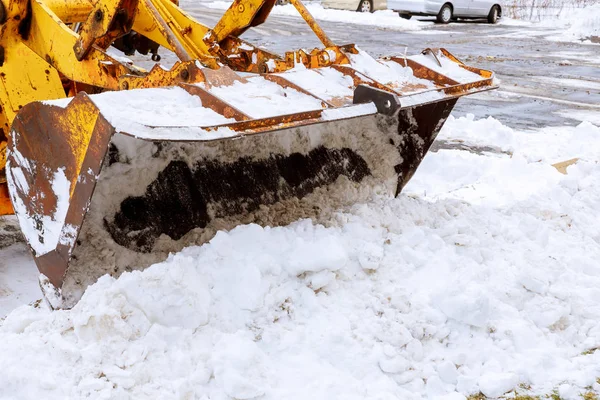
[206, 1, 427, 30]
[505, 0, 596, 21]
[541, 4, 600, 43]
[558, 4, 600, 43]
[1, 115, 600, 399]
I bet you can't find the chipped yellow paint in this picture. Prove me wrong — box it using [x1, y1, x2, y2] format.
[27, 0, 133, 89]
[209, 0, 274, 43]
[0, 37, 65, 216]
[135, 0, 217, 65]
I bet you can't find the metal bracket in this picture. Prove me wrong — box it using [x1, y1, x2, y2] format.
[353, 84, 401, 116]
[74, 0, 138, 61]
[421, 48, 442, 68]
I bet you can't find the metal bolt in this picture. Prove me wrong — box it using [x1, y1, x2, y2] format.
[94, 9, 103, 22]
[237, 4, 244, 12]
[180, 69, 189, 80]
[121, 81, 129, 90]
[319, 51, 330, 65]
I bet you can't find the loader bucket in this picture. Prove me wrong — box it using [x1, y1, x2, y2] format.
[6, 48, 496, 308]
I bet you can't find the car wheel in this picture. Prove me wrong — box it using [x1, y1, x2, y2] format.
[399, 13, 412, 19]
[487, 5, 499, 23]
[357, 0, 372, 13]
[436, 3, 452, 24]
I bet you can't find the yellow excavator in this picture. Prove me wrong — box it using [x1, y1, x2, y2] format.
[0, 0, 496, 308]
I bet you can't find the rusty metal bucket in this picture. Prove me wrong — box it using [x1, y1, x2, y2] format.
[6, 48, 496, 308]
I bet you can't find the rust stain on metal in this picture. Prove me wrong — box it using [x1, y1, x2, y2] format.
[74, 0, 139, 60]
[121, 61, 206, 89]
[204, 109, 325, 134]
[202, 65, 244, 87]
[179, 83, 250, 121]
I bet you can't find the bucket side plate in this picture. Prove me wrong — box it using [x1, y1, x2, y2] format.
[7, 95, 114, 290]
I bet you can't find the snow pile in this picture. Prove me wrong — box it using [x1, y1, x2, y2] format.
[206, 1, 426, 30]
[416, 115, 600, 206]
[437, 114, 600, 161]
[505, 0, 596, 22]
[502, 1, 599, 42]
[535, 3, 600, 43]
[557, 4, 600, 43]
[2, 115, 600, 399]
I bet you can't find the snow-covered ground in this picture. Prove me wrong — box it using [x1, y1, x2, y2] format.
[542, 3, 600, 43]
[1, 114, 600, 399]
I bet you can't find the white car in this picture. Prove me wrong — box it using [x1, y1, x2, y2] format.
[321, 0, 388, 13]
[388, 0, 502, 23]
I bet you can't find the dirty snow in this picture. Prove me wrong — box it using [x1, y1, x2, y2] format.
[2, 113, 600, 399]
